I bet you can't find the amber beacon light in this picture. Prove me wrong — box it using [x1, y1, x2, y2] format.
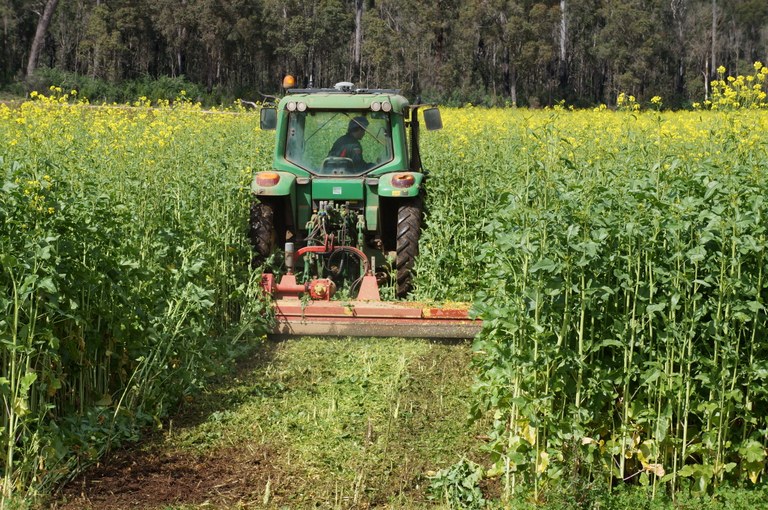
[282, 75, 296, 89]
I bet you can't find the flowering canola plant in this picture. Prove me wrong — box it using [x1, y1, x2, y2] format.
[0, 92, 272, 501]
[2, 82, 768, 501]
[418, 102, 768, 499]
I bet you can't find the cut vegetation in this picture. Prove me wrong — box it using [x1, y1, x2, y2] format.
[55, 337, 488, 509]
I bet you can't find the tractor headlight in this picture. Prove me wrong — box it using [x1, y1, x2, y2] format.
[381, 101, 392, 112]
[371, 102, 382, 111]
[286, 101, 297, 111]
[392, 173, 415, 188]
[297, 101, 307, 112]
[256, 172, 280, 187]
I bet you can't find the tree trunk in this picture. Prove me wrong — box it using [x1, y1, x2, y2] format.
[510, 66, 517, 107]
[502, 45, 510, 98]
[671, 0, 687, 101]
[26, 0, 60, 79]
[711, 0, 716, 76]
[559, 0, 567, 90]
[352, 0, 363, 82]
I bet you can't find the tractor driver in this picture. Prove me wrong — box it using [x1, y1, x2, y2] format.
[328, 116, 373, 172]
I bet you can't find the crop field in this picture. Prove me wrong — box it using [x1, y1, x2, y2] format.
[2, 80, 768, 505]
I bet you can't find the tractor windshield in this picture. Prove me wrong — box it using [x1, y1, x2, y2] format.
[284, 111, 393, 175]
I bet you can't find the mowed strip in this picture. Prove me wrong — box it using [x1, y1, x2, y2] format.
[56, 337, 487, 509]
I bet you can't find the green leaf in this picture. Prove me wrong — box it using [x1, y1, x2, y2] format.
[530, 258, 557, 273]
[599, 339, 624, 349]
[95, 394, 113, 407]
[0, 254, 18, 269]
[740, 440, 766, 463]
[687, 246, 706, 263]
[20, 372, 37, 393]
[38, 276, 57, 294]
[642, 369, 662, 387]
[704, 180, 720, 200]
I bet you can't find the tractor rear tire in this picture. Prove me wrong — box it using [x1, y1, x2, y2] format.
[249, 199, 279, 268]
[395, 195, 423, 298]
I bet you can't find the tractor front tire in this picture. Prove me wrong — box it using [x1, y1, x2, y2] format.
[395, 195, 423, 298]
[249, 199, 278, 268]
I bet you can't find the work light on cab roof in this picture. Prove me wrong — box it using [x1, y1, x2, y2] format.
[249, 77, 480, 338]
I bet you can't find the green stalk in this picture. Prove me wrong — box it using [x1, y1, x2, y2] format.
[3, 272, 20, 501]
[743, 246, 763, 442]
[621, 252, 641, 480]
[576, 273, 585, 410]
[678, 272, 699, 495]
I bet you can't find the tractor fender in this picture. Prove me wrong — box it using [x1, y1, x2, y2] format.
[251, 171, 296, 196]
[376, 172, 424, 198]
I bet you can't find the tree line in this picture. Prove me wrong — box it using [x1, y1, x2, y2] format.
[2, 0, 767, 107]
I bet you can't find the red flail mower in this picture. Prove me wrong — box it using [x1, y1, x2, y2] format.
[260, 239, 481, 339]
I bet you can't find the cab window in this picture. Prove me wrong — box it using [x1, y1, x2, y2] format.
[285, 111, 393, 175]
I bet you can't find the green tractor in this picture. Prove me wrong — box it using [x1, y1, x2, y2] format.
[251, 81, 443, 299]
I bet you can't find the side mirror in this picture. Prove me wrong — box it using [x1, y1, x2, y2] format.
[260, 107, 277, 130]
[423, 108, 443, 131]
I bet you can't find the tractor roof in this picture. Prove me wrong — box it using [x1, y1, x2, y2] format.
[279, 88, 410, 114]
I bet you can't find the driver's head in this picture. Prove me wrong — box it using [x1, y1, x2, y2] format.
[348, 116, 369, 138]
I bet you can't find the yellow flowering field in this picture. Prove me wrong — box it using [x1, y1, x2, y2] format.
[0, 93, 271, 499]
[422, 107, 768, 496]
[2, 86, 768, 500]
[419, 105, 768, 497]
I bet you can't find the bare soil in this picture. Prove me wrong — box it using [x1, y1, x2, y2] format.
[55, 443, 289, 509]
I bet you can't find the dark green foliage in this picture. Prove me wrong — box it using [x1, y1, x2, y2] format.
[25, 68, 209, 105]
[466, 113, 768, 498]
[3, 0, 768, 106]
[428, 458, 488, 509]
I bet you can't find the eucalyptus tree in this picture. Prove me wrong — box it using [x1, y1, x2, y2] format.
[25, 0, 59, 78]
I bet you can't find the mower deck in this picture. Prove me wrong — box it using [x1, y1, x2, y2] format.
[271, 299, 481, 339]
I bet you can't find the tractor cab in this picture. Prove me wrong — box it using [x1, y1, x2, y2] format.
[258, 83, 441, 177]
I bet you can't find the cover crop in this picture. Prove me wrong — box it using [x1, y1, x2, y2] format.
[418, 104, 768, 499]
[0, 92, 270, 501]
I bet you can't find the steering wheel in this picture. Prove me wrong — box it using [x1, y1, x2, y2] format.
[322, 156, 353, 175]
[323, 156, 353, 166]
